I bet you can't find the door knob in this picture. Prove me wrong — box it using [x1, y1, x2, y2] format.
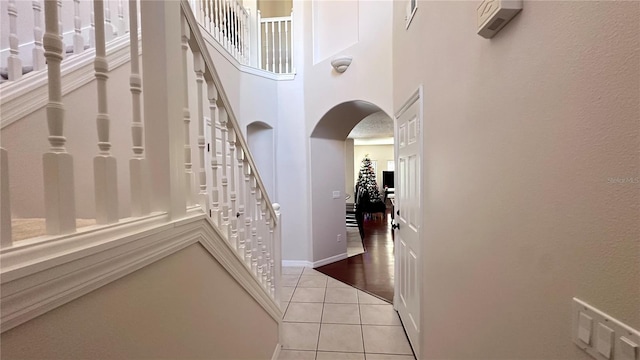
[392, 223, 400, 230]
[396, 210, 400, 216]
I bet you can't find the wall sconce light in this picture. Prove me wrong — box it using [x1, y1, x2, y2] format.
[331, 56, 352, 73]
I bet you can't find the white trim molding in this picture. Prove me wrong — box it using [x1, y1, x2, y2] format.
[0, 33, 141, 129]
[282, 260, 313, 268]
[313, 252, 348, 268]
[271, 343, 282, 360]
[1, 209, 282, 333]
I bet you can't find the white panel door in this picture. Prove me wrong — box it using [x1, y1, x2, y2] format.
[394, 89, 422, 356]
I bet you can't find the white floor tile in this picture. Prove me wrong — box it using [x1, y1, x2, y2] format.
[282, 266, 305, 275]
[282, 287, 295, 302]
[365, 354, 415, 360]
[322, 303, 361, 324]
[284, 302, 324, 323]
[303, 267, 326, 276]
[317, 351, 365, 360]
[362, 325, 413, 355]
[357, 290, 389, 305]
[359, 304, 401, 325]
[279, 350, 316, 360]
[282, 322, 320, 351]
[318, 324, 364, 353]
[291, 287, 326, 303]
[282, 275, 301, 287]
[327, 278, 353, 288]
[325, 287, 358, 303]
[297, 275, 328, 288]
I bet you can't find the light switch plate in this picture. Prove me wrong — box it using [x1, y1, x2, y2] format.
[620, 337, 639, 360]
[597, 323, 614, 359]
[573, 298, 640, 360]
[579, 312, 593, 345]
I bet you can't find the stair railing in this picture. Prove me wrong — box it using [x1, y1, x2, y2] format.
[0, 0, 280, 304]
[0, 0, 129, 84]
[257, 10, 293, 74]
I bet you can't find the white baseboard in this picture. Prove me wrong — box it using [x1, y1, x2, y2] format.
[271, 343, 281, 360]
[282, 260, 313, 268]
[313, 252, 348, 268]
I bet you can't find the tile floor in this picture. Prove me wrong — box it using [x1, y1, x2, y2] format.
[279, 267, 415, 360]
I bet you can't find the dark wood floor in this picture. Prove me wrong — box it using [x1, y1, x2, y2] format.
[316, 212, 395, 302]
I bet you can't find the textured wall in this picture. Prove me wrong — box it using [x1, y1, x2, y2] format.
[1, 243, 278, 359]
[393, 1, 639, 359]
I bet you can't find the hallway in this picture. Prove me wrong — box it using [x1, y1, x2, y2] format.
[316, 214, 395, 302]
[280, 267, 414, 360]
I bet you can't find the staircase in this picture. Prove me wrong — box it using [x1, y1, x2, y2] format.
[0, 0, 283, 357]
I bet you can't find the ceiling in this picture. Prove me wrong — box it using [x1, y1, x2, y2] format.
[347, 111, 393, 139]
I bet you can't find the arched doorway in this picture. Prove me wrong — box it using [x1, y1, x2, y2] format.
[308, 100, 392, 266]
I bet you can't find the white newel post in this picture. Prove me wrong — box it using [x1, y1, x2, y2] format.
[260, 198, 268, 287]
[73, 0, 84, 54]
[179, 16, 195, 207]
[265, 212, 272, 292]
[43, 0, 76, 235]
[219, 106, 230, 236]
[93, 0, 119, 225]
[273, 203, 281, 302]
[32, 0, 46, 71]
[1, 148, 12, 248]
[193, 51, 209, 214]
[255, 187, 264, 284]
[228, 128, 238, 250]
[141, 0, 185, 218]
[129, 0, 149, 217]
[7, 0, 22, 81]
[207, 82, 220, 224]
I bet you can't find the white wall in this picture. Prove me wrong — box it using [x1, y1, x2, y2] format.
[393, 1, 640, 359]
[353, 144, 394, 193]
[247, 122, 275, 197]
[0, 243, 278, 359]
[310, 137, 347, 262]
[345, 139, 354, 201]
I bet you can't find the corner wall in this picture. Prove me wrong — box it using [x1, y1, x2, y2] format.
[0, 243, 278, 359]
[393, 1, 640, 358]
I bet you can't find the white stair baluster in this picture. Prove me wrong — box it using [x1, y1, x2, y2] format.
[250, 175, 258, 274]
[73, 0, 84, 54]
[57, 0, 64, 59]
[117, 0, 126, 35]
[284, 17, 289, 73]
[43, 0, 76, 235]
[260, 199, 268, 287]
[290, 10, 294, 72]
[193, 51, 209, 214]
[278, 20, 282, 73]
[272, 203, 282, 302]
[227, 128, 238, 250]
[89, 7, 95, 48]
[104, 0, 114, 41]
[215, 0, 220, 41]
[180, 15, 194, 207]
[93, 0, 119, 225]
[219, 107, 230, 235]
[32, 1, 46, 71]
[207, 82, 220, 225]
[236, 147, 246, 259]
[244, 164, 253, 267]
[271, 21, 275, 73]
[1, 148, 12, 248]
[257, 10, 262, 69]
[129, 0, 149, 217]
[269, 216, 276, 297]
[7, 0, 22, 81]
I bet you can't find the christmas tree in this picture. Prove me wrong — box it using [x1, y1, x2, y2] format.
[356, 155, 381, 201]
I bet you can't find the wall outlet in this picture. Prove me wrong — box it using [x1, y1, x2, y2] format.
[332, 191, 341, 199]
[337, 234, 342, 243]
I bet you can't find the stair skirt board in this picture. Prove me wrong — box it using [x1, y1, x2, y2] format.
[0, 212, 282, 332]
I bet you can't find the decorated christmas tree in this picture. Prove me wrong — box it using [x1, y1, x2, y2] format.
[356, 155, 381, 201]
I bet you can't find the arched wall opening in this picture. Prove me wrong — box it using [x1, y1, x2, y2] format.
[247, 121, 275, 199]
[309, 100, 391, 264]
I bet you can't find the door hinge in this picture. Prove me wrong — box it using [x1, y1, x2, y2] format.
[207, 143, 210, 152]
